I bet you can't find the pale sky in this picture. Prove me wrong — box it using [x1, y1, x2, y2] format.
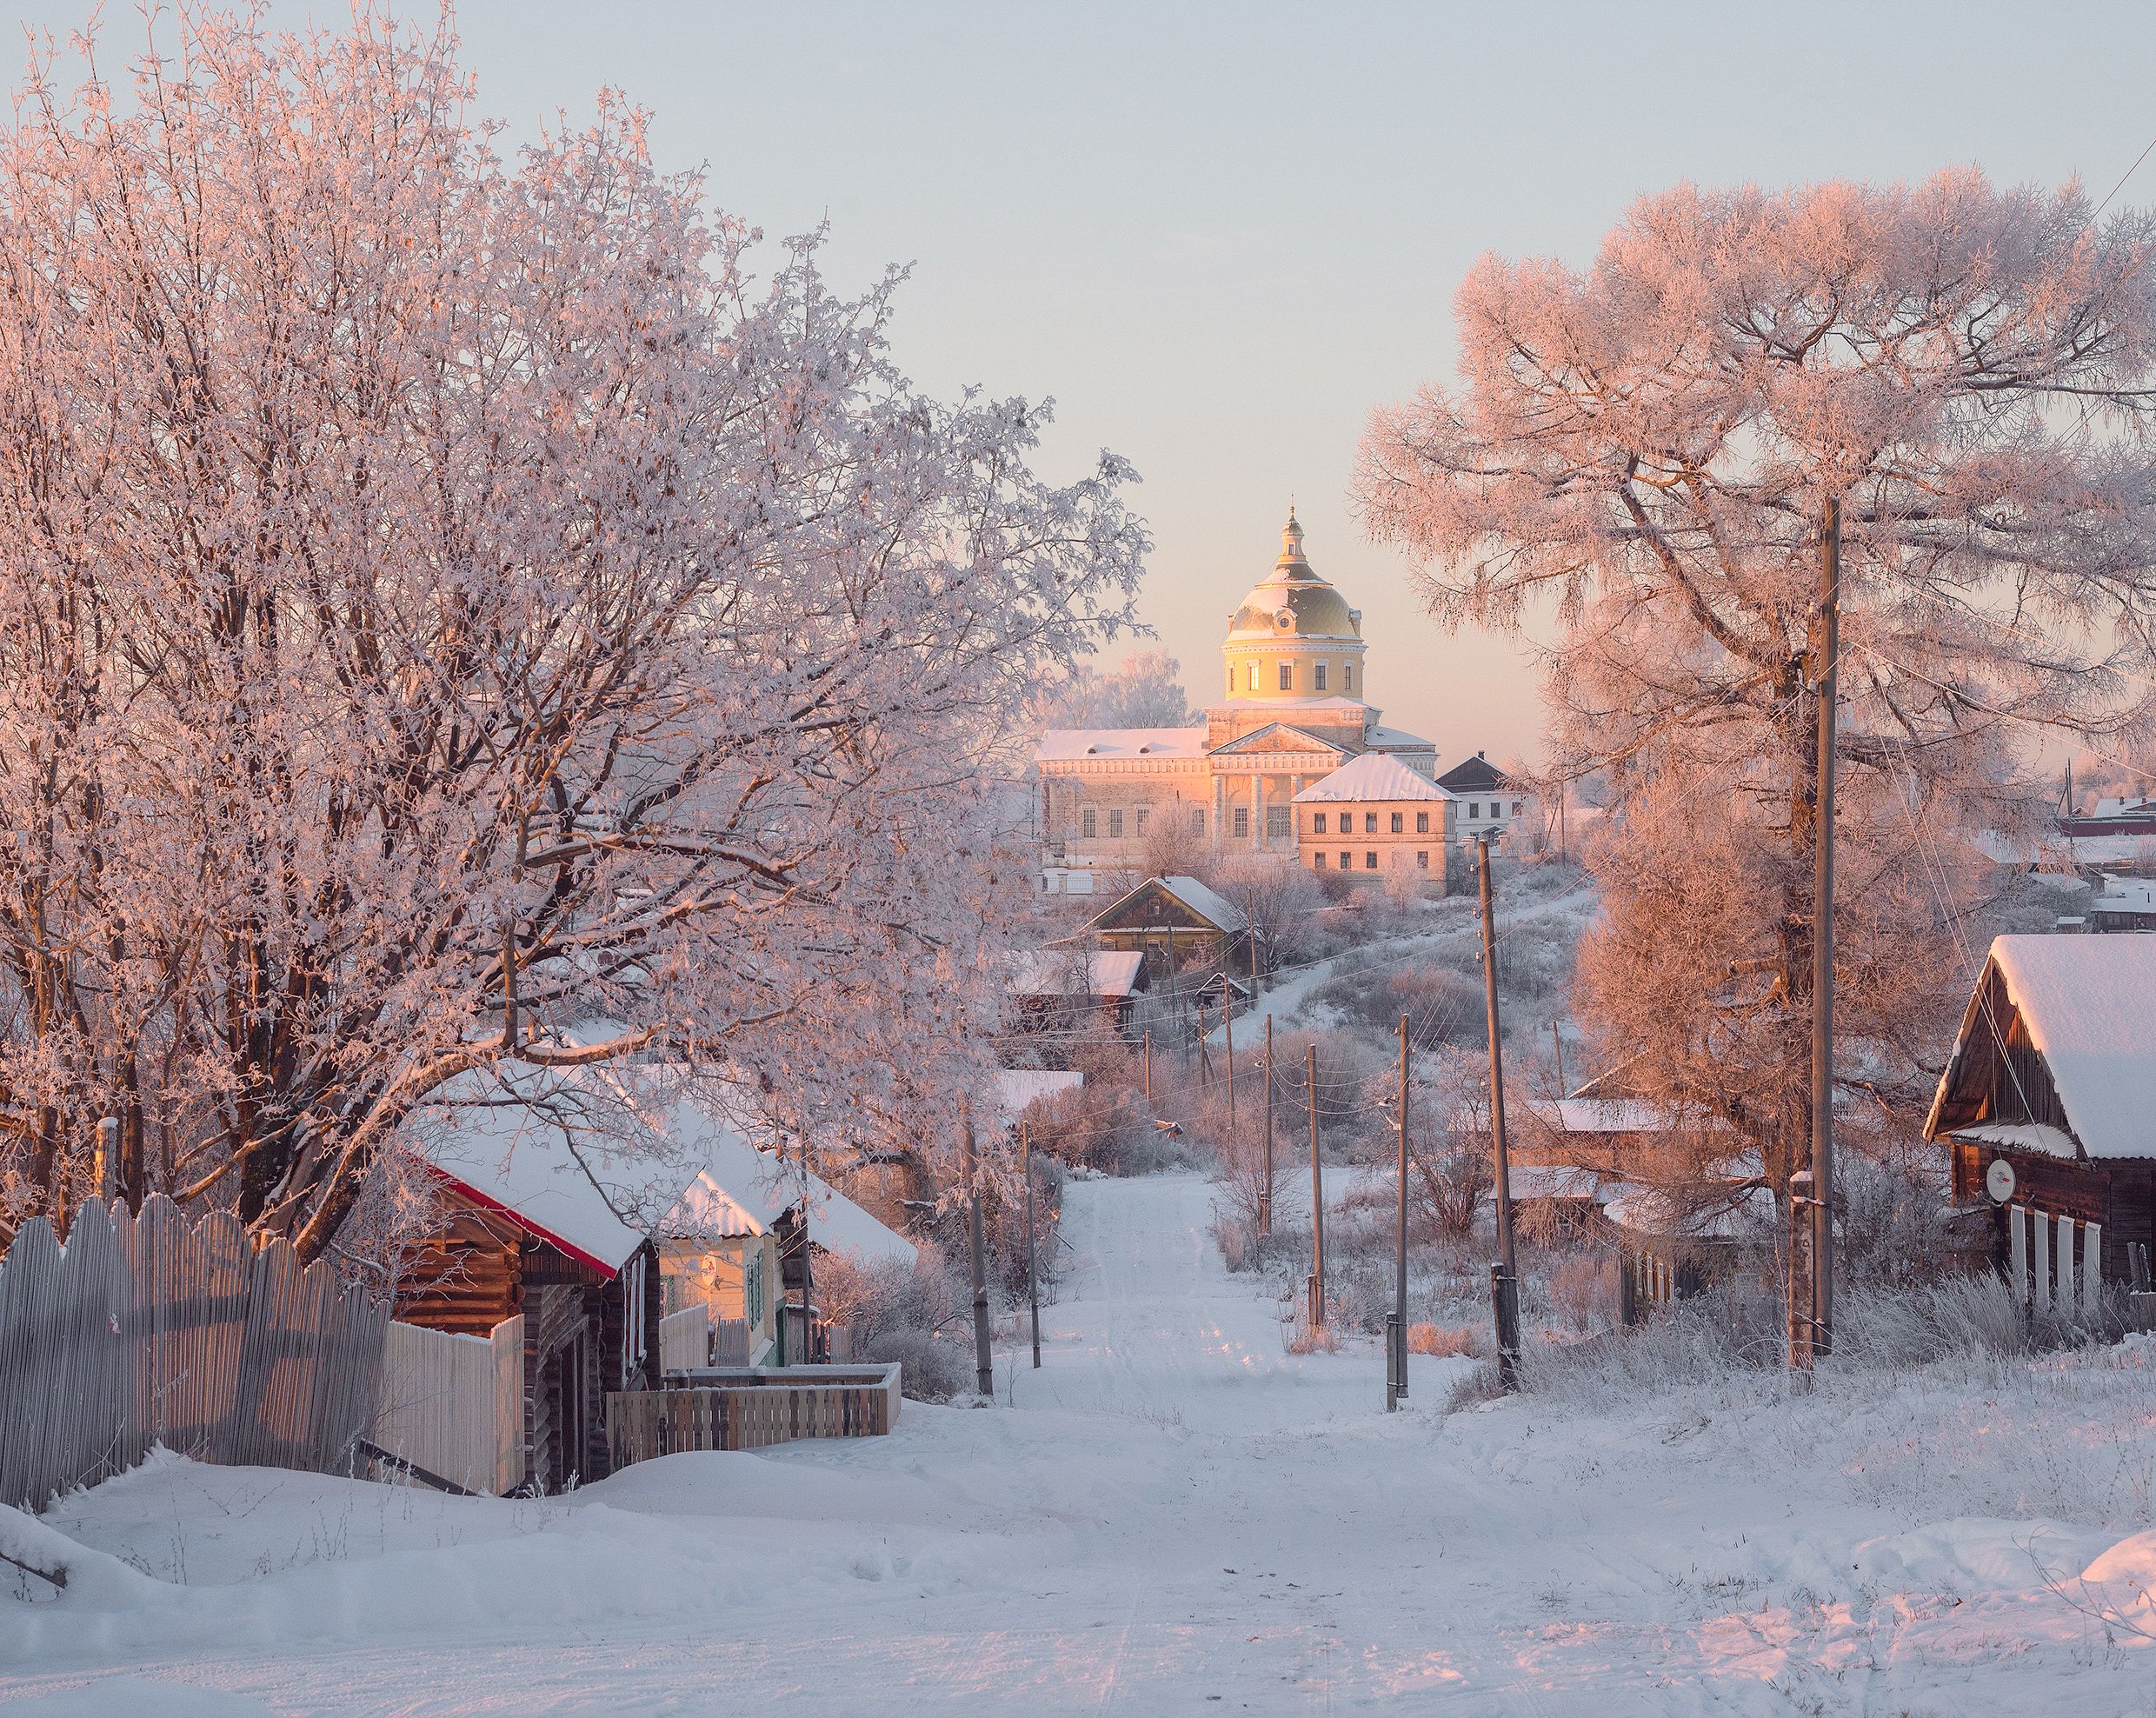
[12, 1, 2156, 766]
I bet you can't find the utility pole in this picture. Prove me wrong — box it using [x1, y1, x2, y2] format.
[1807, 496, 1842, 1366]
[1551, 1020, 1567, 1098]
[1023, 1121, 1041, 1369]
[1261, 1015, 1274, 1236]
[961, 1094, 993, 1397]
[1246, 885, 1260, 994]
[1389, 1015, 1410, 1410]
[1478, 834, 1520, 1387]
[1143, 1027, 1153, 1109]
[1308, 1043, 1325, 1329]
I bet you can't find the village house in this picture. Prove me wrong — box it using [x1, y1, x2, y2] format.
[1007, 948, 1151, 1035]
[1434, 750, 1540, 853]
[398, 1089, 672, 1494]
[1084, 875, 1253, 989]
[1925, 934, 2156, 1299]
[1292, 750, 1456, 891]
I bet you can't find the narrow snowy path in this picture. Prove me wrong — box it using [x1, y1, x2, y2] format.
[6, 1172, 2153, 1715]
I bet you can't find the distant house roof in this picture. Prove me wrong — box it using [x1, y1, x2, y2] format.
[993, 1069, 1086, 1117]
[1293, 752, 1452, 804]
[1086, 875, 1248, 936]
[2091, 878, 2156, 917]
[1037, 727, 1207, 762]
[1925, 934, 2156, 1160]
[1007, 949, 1148, 999]
[1530, 1098, 1695, 1135]
[1434, 752, 1515, 795]
[1366, 725, 1435, 752]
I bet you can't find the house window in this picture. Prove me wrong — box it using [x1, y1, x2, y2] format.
[1339, 849, 1352, 869]
[1081, 808, 1097, 839]
[1246, 663, 1258, 691]
[1191, 808, 1205, 836]
[1343, 664, 1353, 692]
[1234, 806, 1250, 837]
[1268, 806, 1290, 839]
[1390, 812, 1404, 834]
[1365, 850, 1378, 869]
[1135, 808, 1148, 835]
[1416, 850, 1430, 869]
[1314, 812, 1328, 835]
[1364, 812, 1377, 833]
[1108, 809, 1125, 838]
[1467, 802, 1480, 819]
[1279, 663, 1293, 691]
[1314, 851, 1327, 869]
[1512, 800, 1524, 816]
[1415, 811, 1429, 833]
[1228, 668, 1235, 696]
[1314, 663, 1328, 691]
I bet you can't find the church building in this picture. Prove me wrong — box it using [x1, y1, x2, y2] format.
[1035, 511, 1447, 890]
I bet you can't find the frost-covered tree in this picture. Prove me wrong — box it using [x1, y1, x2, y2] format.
[1356, 172, 2156, 1199]
[0, 10, 1145, 1256]
[1035, 648, 1199, 729]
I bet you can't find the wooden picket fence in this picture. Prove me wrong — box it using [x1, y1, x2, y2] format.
[0, 1195, 390, 1512]
[605, 1362, 900, 1467]
[372, 1315, 525, 1496]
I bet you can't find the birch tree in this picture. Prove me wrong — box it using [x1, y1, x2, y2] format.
[1356, 172, 2156, 1199]
[0, 10, 1146, 1257]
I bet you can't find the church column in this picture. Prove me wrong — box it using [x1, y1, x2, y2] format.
[1253, 775, 1267, 852]
[1213, 773, 1226, 857]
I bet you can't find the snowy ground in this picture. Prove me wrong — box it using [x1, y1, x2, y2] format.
[8, 1172, 2156, 1714]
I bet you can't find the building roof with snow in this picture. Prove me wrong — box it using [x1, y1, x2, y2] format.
[1926, 934, 2156, 1161]
[1007, 949, 1148, 999]
[1292, 751, 1453, 804]
[661, 1111, 917, 1269]
[994, 1069, 1086, 1118]
[1087, 874, 1248, 936]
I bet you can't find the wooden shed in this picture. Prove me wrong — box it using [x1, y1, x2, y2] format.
[1086, 875, 1253, 983]
[1926, 934, 2156, 1291]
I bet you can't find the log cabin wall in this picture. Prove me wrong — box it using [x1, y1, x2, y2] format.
[394, 1207, 525, 1335]
[1950, 1137, 2153, 1284]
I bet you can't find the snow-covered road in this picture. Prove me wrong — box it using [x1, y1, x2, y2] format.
[6, 1171, 2156, 1714]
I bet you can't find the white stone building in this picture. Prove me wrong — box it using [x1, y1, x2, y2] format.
[1035, 511, 1440, 889]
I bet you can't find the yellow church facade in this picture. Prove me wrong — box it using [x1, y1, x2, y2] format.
[1035, 513, 1442, 890]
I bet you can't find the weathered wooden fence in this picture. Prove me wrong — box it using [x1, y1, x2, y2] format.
[605, 1362, 900, 1467]
[0, 1195, 389, 1512]
[372, 1315, 525, 1496]
[657, 1304, 710, 1372]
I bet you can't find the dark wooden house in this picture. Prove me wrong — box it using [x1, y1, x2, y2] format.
[1926, 934, 2156, 1290]
[1086, 875, 1253, 985]
[397, 1114, 669, 1494]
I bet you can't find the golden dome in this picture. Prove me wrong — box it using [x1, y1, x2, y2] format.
[1227, 510, 1360, 641]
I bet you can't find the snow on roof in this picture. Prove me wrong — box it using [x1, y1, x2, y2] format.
[994, 1069, 1085, 1117]
[663, 1112, 917, 1269]
[1507, 1164, 1601, 1200]
[1156, 875, 1248, 931]
[2091, 878, 2156, 915]
[1948, 1122, 2079, 1162]
[1528, 1098, 1719, 1135]
[1600, 1183, 1774, 1242]
[1967, 936, 2156, 1160]
[1007, 949, 1146, 998]
[2093, 796, 2156, 819]
[1293, 752, 1451, 803]
[1366, 725, 1434, 751]
[421, 1071, 693, 1275]
[1036, 727, 1207, 762]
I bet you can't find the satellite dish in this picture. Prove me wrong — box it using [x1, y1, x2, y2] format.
[1985, 1158, 2017, 1205]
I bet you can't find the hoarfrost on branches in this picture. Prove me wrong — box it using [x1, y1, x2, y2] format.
[0, 9, 1147, 1258]
[1355, 171, 2156, 1200]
